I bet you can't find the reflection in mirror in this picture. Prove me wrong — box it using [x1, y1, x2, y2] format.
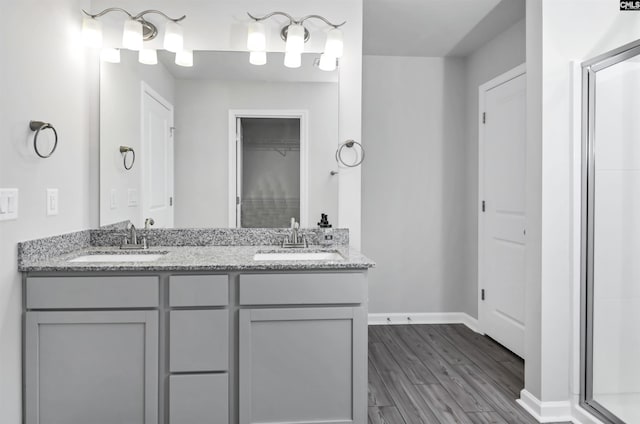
[100, 50, 339, 229]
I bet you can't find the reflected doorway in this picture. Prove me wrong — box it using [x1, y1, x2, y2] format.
[228, 111, 308, 228]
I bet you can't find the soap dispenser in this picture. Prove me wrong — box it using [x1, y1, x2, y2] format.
[317, 213, 334, 246]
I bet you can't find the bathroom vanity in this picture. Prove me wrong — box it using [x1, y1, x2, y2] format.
[18, 229, 373, 424]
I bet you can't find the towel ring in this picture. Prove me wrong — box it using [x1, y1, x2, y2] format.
[29, 121, 58, 159]
[335, 140, 365, 168]
[120, 146, 136, 170]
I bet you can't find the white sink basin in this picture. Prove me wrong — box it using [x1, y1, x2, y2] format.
[69, 254, 165, 263]
[253, 251, 344, 261]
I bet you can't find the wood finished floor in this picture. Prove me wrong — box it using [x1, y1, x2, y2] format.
[368, 324, 571, 424]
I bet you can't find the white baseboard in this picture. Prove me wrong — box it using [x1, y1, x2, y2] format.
[517, 390, 573, 423]
[368, 312, 481, 334]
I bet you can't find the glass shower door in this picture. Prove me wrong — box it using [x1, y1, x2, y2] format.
[582, 40, 640, 424]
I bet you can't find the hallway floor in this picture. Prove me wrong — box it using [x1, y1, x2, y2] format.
[367, 324, 571, 424]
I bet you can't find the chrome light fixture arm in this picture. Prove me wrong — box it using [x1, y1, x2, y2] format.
[82, 7, 133, 19]
[133, 10, 186, 23]
[247, 11, 345, 28]
[82, 8, 185, 23]
[299, 15, 346, 29]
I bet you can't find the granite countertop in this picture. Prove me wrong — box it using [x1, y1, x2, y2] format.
[19, 245, 375, 272]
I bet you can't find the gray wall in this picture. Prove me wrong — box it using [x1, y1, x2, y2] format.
[362, 19, 526, 317]
[362, 56, 467, 314]
[463, 18, 526, 318]
[0, 1, 98, 422]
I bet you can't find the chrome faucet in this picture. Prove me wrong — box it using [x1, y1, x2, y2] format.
[283, 218, 308, 248]
[121, 223, 148, 250]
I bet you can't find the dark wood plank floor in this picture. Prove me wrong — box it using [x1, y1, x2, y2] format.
[368, 324, 571, 424]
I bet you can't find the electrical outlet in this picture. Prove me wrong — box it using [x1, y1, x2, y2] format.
[46, 189, 59, 216]
[0, 189, 19, 221]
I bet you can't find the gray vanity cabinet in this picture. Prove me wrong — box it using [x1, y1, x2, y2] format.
[24, 310, 159, 424]
[24, 276, 160, 424]
[238, 273, 367, 424]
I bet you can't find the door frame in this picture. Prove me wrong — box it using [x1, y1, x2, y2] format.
[227, 109, 309, 228]
[140, 81, 174, 227]
[477, 63, 526, 335]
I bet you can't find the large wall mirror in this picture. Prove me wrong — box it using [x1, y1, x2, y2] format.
[99, 49, 339, 229]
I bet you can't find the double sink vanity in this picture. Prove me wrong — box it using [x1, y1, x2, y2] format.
[18, 226, 374, 424]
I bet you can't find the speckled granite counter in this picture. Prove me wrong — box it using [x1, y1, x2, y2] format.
[18, 227, 374, 272]
[19, 245, 374, 272]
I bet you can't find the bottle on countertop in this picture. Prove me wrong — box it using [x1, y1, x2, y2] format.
[318, 213, 334, 246]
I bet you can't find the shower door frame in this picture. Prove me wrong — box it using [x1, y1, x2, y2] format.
[581, 38, 640, 424]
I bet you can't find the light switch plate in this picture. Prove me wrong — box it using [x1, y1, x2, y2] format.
[127, 189, 138, 207]
[110, 189, 117, 209]
[46, 189, 59, 216]
[0, 189, 19, 221]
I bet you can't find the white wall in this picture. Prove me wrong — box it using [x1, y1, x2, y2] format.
[362, 56, 467, 314]
[525, 0, 640, 408]
[174, 80, 338, 228]
[463, 18, 526, 318]
[0, 1, 98, 423]
[99, 50, 175, 227]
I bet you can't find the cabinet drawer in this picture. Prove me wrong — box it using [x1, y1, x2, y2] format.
[239, 273, 366, 305]
[26, 276, 159, 309]
[169, 374, 228, 424]
[169, 275, 228, 307]
[170, 309, 228, 372]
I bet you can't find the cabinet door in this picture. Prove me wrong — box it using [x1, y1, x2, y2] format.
[239, 307, 366, 424]
[25, 311, 158, 424]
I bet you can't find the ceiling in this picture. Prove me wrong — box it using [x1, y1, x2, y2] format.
[364, 0, 526, 57]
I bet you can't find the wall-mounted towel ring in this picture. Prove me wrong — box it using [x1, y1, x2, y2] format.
[335, 139, 365, 168]
[29, 121, 58, 158]
[119, 146, 136, 170]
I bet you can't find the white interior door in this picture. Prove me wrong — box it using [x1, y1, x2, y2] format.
[142, 84, 174, 228]
[479, 67, 526, 357]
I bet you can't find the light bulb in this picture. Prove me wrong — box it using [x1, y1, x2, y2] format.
[100, 48, 121, 63]
[164, 21, 184, 53]
[175, 50, 193, 67]
[318, 53, 336, 71]
[284, 52, 301, 68]
[139, 48, 157, 65]
[249, 51, 267, 66]
[82, 16, 102, 48]
[285, 23, 305, 54]
[247, 21, 266, 51]
[324, 28, 343, 58]
[123, 19, 143, 51]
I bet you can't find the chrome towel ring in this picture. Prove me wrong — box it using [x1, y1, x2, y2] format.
[120, 146, 136, 170]
[29, 121, 58, 158]
[335, 139, 365, 167]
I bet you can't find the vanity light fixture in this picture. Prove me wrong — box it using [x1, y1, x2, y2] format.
[81, 8, 188, 66]
[246, 11, 345, 70]
[139, 48, 158, 65]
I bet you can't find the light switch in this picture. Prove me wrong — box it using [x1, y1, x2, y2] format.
[127, 189, 138, 207]
[47, 189, 59, 216]
[110, 189, 117, 209]
[0, 189, 19, 221]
